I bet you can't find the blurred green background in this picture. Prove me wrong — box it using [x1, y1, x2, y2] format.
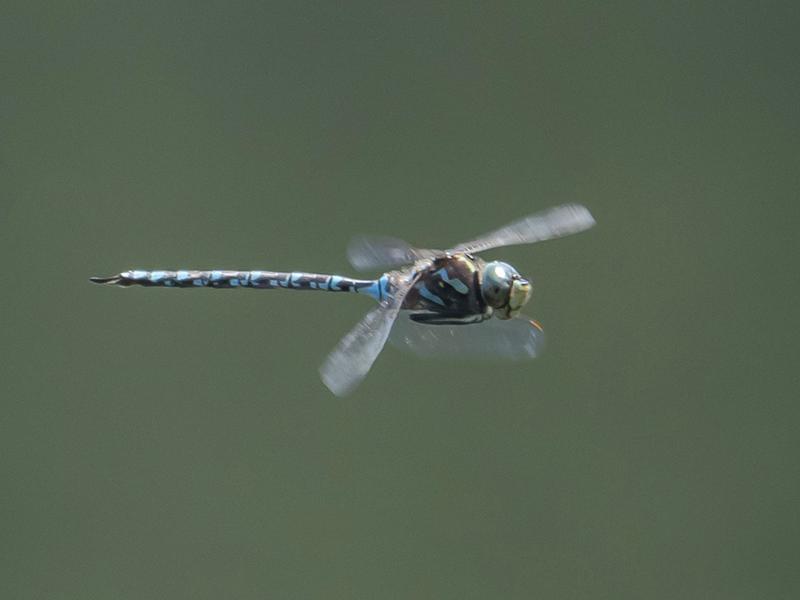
[2, 2, 799, 598]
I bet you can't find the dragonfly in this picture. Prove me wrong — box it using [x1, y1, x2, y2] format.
[91, 204, 595, 396]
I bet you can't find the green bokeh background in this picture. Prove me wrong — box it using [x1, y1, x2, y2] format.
[3, 2, 798, 598]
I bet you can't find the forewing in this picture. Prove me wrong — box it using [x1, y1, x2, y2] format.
[347, 235, 441, 272]
[450, 204, 595, 254]
[389, 315, 545, 360]
[319, 278, 413, 396]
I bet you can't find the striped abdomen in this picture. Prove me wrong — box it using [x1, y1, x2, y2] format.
[90, 270, 388, 300]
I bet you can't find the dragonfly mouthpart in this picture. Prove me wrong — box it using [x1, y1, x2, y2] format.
[505, 277, 532, 319]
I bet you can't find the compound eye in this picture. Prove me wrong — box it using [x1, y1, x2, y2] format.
[481, 261, 518, 309]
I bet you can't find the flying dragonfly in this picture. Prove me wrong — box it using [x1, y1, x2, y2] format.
[91, 204, 595, 396]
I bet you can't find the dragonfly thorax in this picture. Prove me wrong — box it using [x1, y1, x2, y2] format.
[480, 261, 532, 320]
[400, 254, 488, 324]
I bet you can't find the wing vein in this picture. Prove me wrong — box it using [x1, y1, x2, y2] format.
[319, 274, 414, 396]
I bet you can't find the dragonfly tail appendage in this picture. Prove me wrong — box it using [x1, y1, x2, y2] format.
[89, 270, 389, 300]
[89, 275, 125, 285]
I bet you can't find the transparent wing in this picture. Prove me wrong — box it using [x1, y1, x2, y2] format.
[319, 276, 414, 396]
[347, 235, 441, 272]
[449, 204, 595, 254]
[389, 314, 545, 360]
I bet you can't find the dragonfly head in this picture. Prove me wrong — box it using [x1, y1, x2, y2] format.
[481, 261, 532, 320]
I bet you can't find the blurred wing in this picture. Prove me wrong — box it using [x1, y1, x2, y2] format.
[347, 235, 441, 272]
[320, 278, 414, 396]
[449, 204, 595, 254]
[389, 314, 545, 360]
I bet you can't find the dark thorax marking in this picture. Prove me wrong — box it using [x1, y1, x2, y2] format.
[402, 255, 488, 324]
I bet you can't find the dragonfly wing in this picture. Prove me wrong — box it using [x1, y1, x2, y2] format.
[347, 235, 441, 271]
[449, 204, 595, 255]
[320, 276, 414, 396]
[389, 314, 545, 360]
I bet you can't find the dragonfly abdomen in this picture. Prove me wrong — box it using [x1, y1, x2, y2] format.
[90, 270, 387, 299]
